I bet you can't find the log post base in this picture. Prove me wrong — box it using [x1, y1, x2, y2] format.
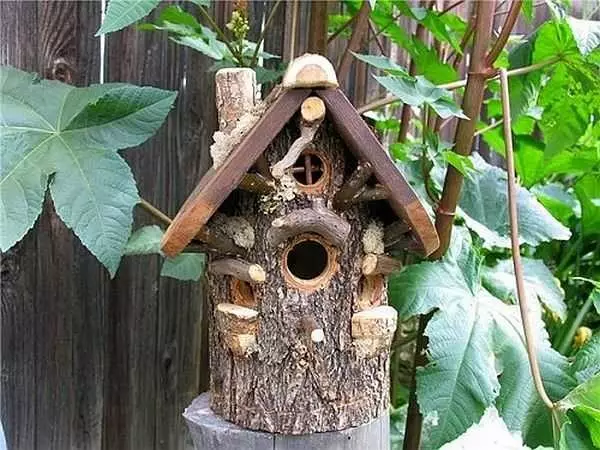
[184, 393, 390, 450]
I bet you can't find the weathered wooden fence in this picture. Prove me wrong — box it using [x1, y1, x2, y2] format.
[0, 1, 568, 449]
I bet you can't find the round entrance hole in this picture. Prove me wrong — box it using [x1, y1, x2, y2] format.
[286, 240, 328, 280]
[282, 235, 337, 291]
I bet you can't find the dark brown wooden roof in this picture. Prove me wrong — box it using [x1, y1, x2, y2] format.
[161, 87, 439, 257]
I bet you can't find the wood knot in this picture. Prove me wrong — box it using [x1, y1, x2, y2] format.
[46, 58, 74, 83]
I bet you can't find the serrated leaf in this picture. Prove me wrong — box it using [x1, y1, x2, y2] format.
[97, 0, 161, 35]
[170, 35, 226, 60]
[482, 258, 566, 321]
[456, 154, 571, 248]
[531, 183, 579, 225]
[139, 5, 203, 36]
[559, 412, 596, 450]
[571, 333, 600, 384]
[124, 225, 164, 255]
[418, 299, 500, 449]
[375, 75, 467, 119]
[161, 253, 206, 281]
[442, 151, 476, 177]
[389, 228, 574, 448]
[533, 20, 580, 64]
[0, 66, 176, 275]
[566, 17, 600, 55]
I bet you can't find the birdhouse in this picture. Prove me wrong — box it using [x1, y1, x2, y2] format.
[161, 54, 439, 437]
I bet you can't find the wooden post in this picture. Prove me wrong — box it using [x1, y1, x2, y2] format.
[184, 394, 390, 450]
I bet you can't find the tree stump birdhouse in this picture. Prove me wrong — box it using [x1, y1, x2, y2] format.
[161, 54, 439, 444]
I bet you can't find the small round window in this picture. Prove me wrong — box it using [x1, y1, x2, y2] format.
[282, 235, 337, 291]
[290, 149, 330, 193]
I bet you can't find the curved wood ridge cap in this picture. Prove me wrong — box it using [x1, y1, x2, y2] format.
[283, 53, 339, 89]
[315, 88, 440, 257]
[160, 89, 312, 257]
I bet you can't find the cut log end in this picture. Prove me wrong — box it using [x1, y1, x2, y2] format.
[215, 303, 259, 357]
[352, 306, 398, 358]
[300, 97, 326, 124]
[208, 258, 266, 284]
[283, 54, 339, 89]
[248, 264, 266, 283]
[362, 254, 402, 276]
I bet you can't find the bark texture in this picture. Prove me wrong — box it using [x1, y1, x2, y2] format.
[206, 119, 395, 434]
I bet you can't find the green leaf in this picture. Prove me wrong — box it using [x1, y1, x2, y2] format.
[533, 20, 580, 64]
[559, 412, 596, 450]
[441, 151, 476, 177]
[531, 183, 579, 225]
[188, 0, 210, 6]
[170, 35, 226, 60]
[352, 52, 408, 76]
[522, 0, 534, 22]
[456, 154, 571, 248]
[374, 75, 467, 119]
[575, 174, 600, 236]
[389, 228, 572, 448]
[97, 0, 161, 35]
[161, 253, 206, 281]
[124, 225, 164, 255]
[139, 5, 203, 36]
[566, 17, 600, 55]
[482, 257, 566, 320]
[558, 374, 600, 447]
[0, 66, 176, 275]
[571, 333, 600, 384]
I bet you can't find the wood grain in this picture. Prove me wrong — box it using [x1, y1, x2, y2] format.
[317, 88, 440, 256]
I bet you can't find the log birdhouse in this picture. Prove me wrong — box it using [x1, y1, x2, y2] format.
[162, 54, 439, 435]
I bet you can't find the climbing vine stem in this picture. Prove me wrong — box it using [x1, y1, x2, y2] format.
[500, 68, 555, 411]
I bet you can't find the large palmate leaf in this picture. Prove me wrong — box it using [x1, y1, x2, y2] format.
[97, 0, 161, 35]
[482, 258, 566, 321]
[0, 66, 176, 275]
[456, 155, 571, 248]
[375, 75, 467, 119]
[571, 333, 600, 384]
[388, 228, 573, 448]
[566, 17, 600, 56]
[124, 225, 206, 281]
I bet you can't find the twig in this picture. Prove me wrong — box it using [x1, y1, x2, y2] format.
[327, 14, 357, 44]
[440, 0, 465, 15]
[487, 0, 523, 65]
[500, 68, 555, 410]
[368, 19, 386, 54]
[357, 57, 559, 114]
[337, 1, 371, 87]
[251, 0, 283, 67]
[474, 118, 504, 137]
[139, 198, 172, 226]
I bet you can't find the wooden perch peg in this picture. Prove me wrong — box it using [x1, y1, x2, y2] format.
[267, 202, 351, 248]
[215, 303, 259, 357]
[301, 316, 325, 344]
[352, 306, 398, 358]
[362, 254, 402, 276]
[195, 227, 245, 256]
[271, 96, 325, 178]
[238, 173, 275, 194]
[282, 53, 339, 89]
[208, 258, 266, 283]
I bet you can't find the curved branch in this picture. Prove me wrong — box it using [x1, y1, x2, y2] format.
[486, 0, 523, 65]
[267, 205, 351, 248]
[500, 68, 554, 410]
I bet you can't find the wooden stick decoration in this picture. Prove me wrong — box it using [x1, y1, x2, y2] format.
[208, 258, 266, 283]
[267, 201, 351, 248]
[301, 316, 325, 344]
[362, 254, 402, 276]
[383, 221, 411, 248]
[334, 161, 374, 209]
[352, 185, 388, 203]
[238, 173, 275, 194]
[271, 96, 325, 178]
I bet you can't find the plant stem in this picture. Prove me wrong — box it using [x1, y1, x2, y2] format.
[557, 288, 596, 354]
[356, 57, 558, 114]
[556, 234, 583, 277]
[250, 0, 283, 67]
[440, 0, 465, 15]
[500, 68, 555, 410]
[138, 198, 172, 226]
[474, 118, 504, 137]
[197, 6, 243, 64]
